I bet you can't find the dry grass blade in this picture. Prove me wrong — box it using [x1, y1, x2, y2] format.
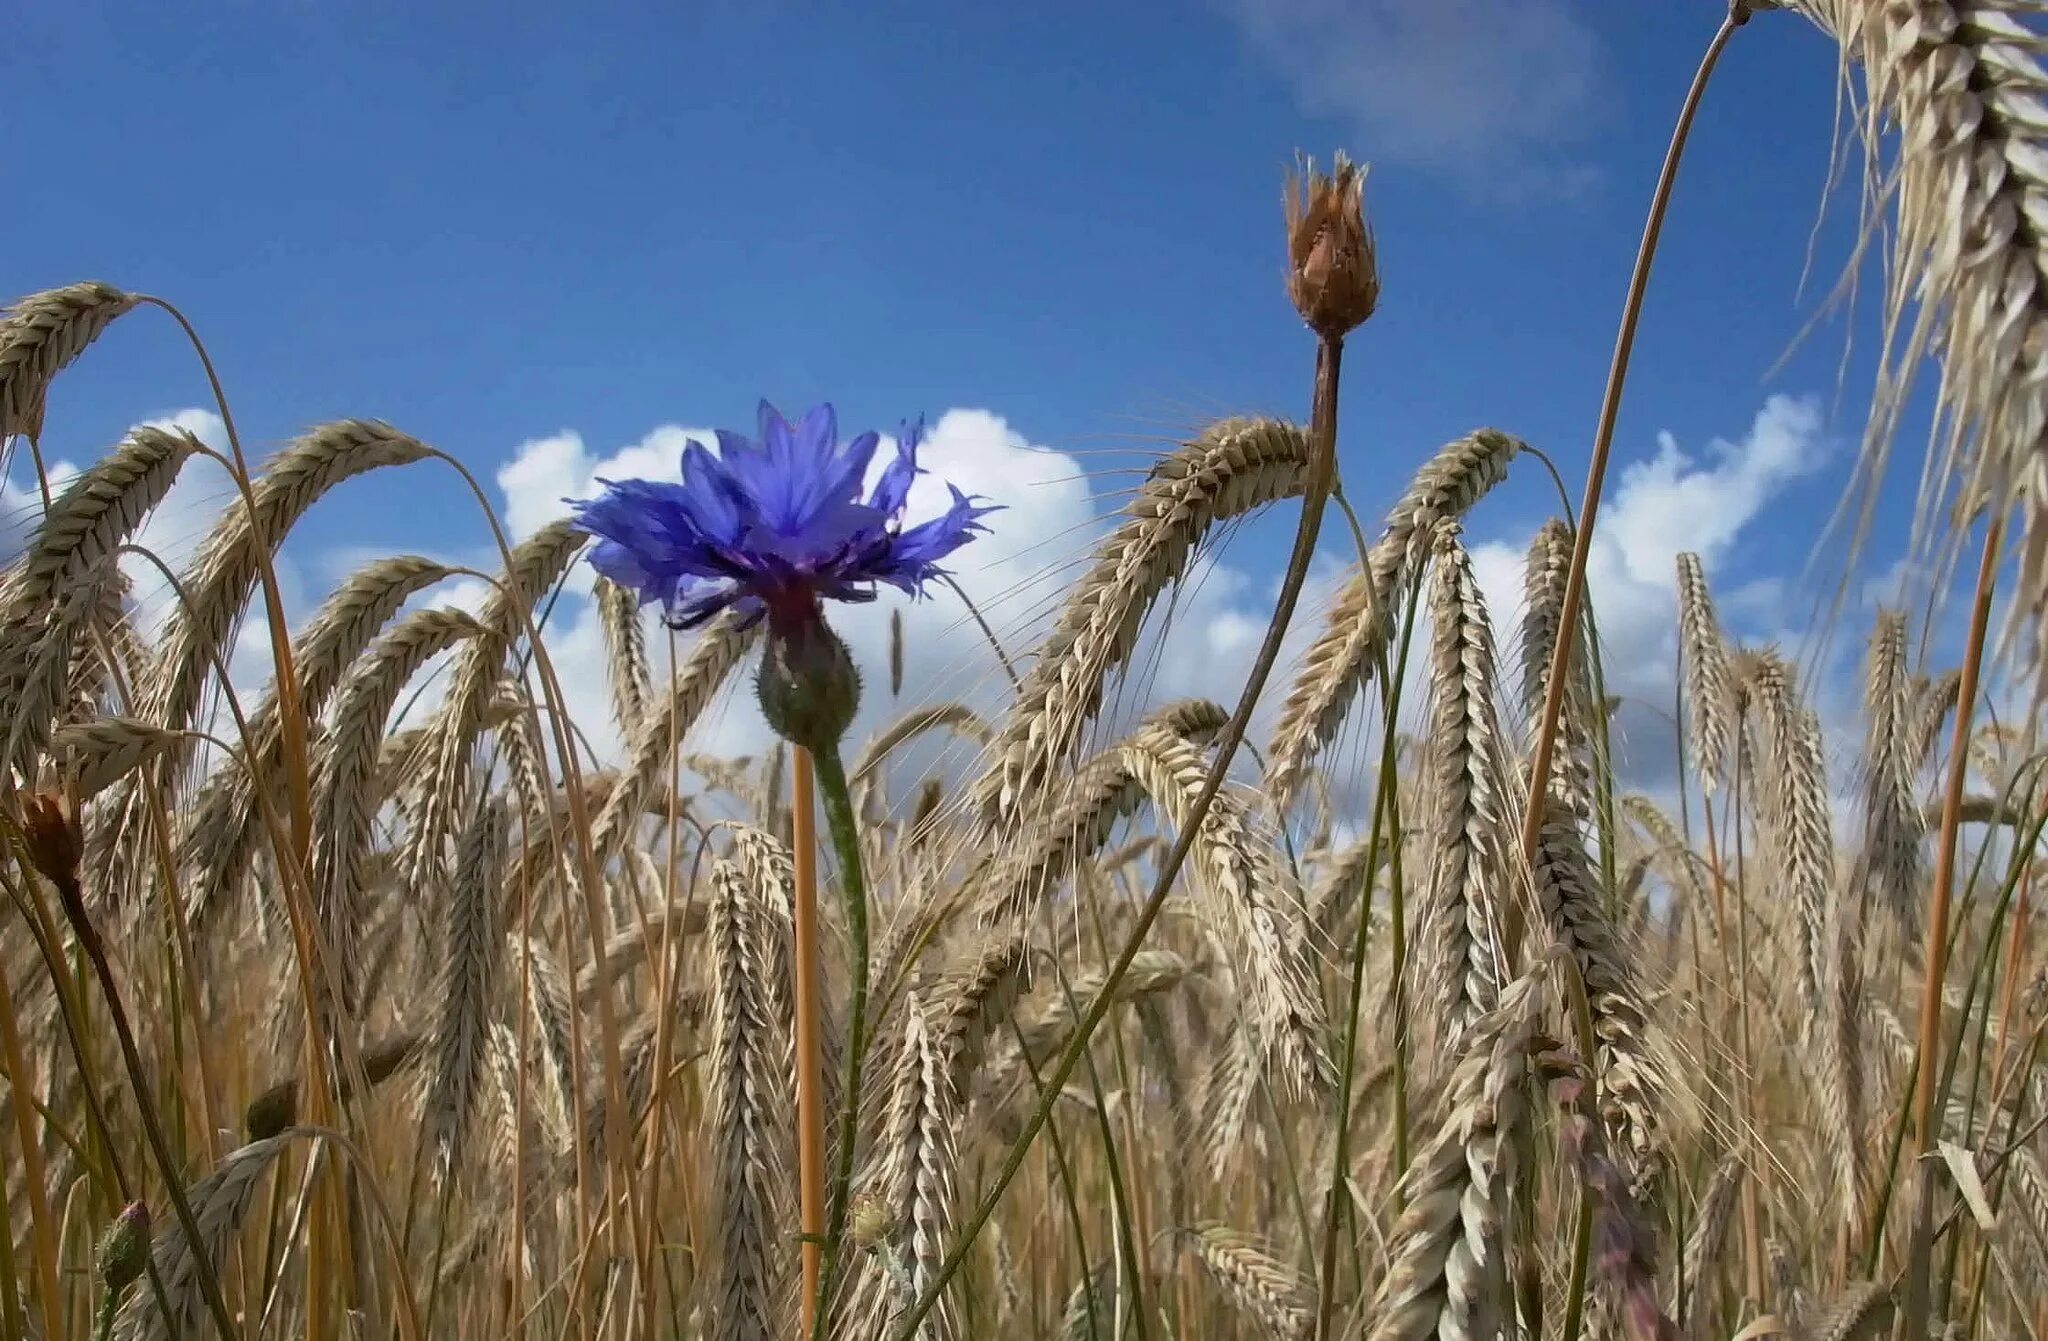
[0, 281, 140, 441]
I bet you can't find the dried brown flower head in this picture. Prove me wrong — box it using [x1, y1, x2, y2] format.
[18, 789, 83, 888]
[1284, 152, 1378, 339]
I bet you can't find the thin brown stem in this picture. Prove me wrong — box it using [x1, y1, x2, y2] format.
[1902, 517, 2003, 1334]
[791, 748, 827, 1332]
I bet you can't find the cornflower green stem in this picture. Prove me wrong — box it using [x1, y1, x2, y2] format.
[882, 324, 1347, 1341]
[808, 745, 871, 1341]
[93, 1284, 129, 1341]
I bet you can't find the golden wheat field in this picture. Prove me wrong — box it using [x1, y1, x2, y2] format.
[12, 3, 2048, 1340]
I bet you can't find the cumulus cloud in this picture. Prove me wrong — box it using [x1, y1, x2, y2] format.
[4, 393, 1850, 826]
[1216, 0, 1604, 200]
[1466, 394, 1834, 800]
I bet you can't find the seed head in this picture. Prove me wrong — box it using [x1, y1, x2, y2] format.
[17, 789, 83, 887]
[756, 604, 861, 753]
[1284, 152, 1378, 339]
[97, 1200, 151, 1293]
[848, 1188, 898, 1248]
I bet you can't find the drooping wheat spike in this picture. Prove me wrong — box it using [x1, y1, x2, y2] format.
[1059, 1262, 1119, 1341]
[1009, 949, 1190, 1063]
[1677, 1156, 1742, 1338]
[973, 416, 1311, 826]
[1180, 1224, 1311, 1341]
[1619, 794, 1711, 935]
[47, 717, 182, 799]
[145, 420, 436, 743]
[64, 561, 136, 722]
[1305, 832, 1380, 937]
[0, 282, 139, 442]
[1116, 723, 1327, 1092]
[1741, 652, 1833, 1014]
[853, 703, 994, 784]
[0, 426, 201, 771]
[1366, 970, 1551, 1341]
[854, 993, 959, 1341]
[311, 606, 487, 1028]
[2, 425, 197, 624]
[4, 579, 107, 784]
[1417, 521, 1510, 1060]
[707, 854, 788, 1341]
[115, 1132, 297, 1341]
[1806, 1281, 1894, 1341]
[425, 794, 508, 1174]
[407, 518, 586, 892]
[176, 552, 452, 921]
[1264, 427, 1521, 810]
[1529, 776, 1668, 1178]
[587, 609, 756, 865]
[1859, 608, 1923, 939]
[1785, 2, 2048, 674]
[1909, 667, 1963, 774]
[1521, 518, 1597, 795]
[1674, 552, 1732, 795]
[595, 576, 652, 741]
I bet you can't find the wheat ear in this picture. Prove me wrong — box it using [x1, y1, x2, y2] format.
[974, 416, 1311, 826]
[424, 794, 509, 1173]
[1858, 609, 1923, 940]
[708, 855, 790, 1341]
[1263, 428, 1520, 809]
[1366, 971, 1552, 1341]
[1417, 521, 1511, 1061]
[0, 281, 139, 441]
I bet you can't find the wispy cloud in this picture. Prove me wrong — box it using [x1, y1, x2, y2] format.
[1216, 0, 1605, 201]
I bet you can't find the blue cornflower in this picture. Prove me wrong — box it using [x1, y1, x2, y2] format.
[566, 400, 998, 637]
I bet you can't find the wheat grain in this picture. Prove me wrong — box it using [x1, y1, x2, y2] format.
[1181, 1223, 1310, 1341]
[1675, 552, 1732, 794]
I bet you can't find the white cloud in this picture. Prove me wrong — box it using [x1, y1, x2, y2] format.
[1467, 393, 1834, 794]
[1217, 0, 1604, 200]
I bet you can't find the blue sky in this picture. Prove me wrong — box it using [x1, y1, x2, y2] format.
[3, 1, 1938, 789]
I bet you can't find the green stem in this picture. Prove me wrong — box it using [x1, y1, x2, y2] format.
[808, 745, 871, 1341]
[93, 1287, 124, 1341]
